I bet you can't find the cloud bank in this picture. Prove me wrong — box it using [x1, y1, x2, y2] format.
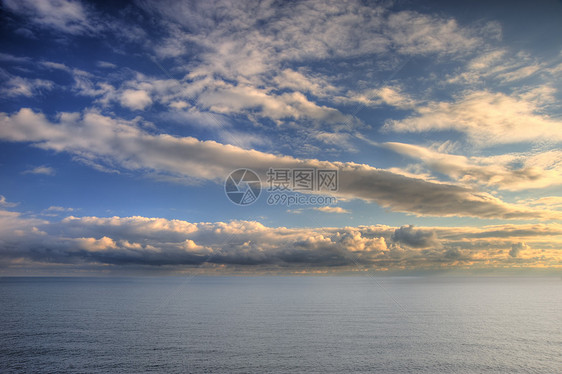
[1, 211, 560, 273]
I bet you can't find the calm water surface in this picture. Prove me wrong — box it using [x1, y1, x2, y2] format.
[1, 276, 561, 373]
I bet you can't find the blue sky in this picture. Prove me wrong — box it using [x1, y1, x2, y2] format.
[1, 0, 561, 275]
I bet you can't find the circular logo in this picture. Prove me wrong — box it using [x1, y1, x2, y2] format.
[225, 168, 261, 205]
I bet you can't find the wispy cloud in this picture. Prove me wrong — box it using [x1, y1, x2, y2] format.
[2, 0, 102, 35]
[0, 76, 54, 97]
[0, 195, 19, 208]
[22, 165, 56, 176]
[45, 206, 74, 212]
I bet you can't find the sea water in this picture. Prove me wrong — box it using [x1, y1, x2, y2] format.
[1, 276, 561, 373]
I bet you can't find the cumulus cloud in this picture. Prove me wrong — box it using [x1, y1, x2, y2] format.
[391, 225, 439, 249]
[120, 89, 153, 110]
[1, 108, 558, 220]
[0, 213, 560, 272]
[509, 242, 530, 258]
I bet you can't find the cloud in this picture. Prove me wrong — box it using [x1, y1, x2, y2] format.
[384, 90, 562, 146]
[287, 209, 303, 214]
[391, 225, 438, 248]
[196, 83, 355, 126]
[0, 213, 560, 272]
[0, 76, 54, 97]
[467, 49, 506, 71]
[0, 0, 508, 152]
[45, 206, 74, 212]
[96, 61, 117, 69]
[0, 53, 32, 63]
[386, 10, 480, 55]
[519, 196, 562, 210]
[2, 0, 102, 35]
[0, 195, 19, 208]
[383, 142, 562, 191]
[345, 86, 418, 109]
[509, 242, 528, 258]
[22, 165, 56, 176]
[40, 61, 70, 71]
[313, 206, 350, 214]
[120, 89, 152, 110]
[141, 0, 484, 62]
[1, 108, 559, 220]
[128, 0, 488, 132]
[272, 69, 337, 98]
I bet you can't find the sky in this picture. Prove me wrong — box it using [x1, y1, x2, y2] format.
[0, 0, 561, 275]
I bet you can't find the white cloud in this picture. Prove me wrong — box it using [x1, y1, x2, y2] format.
[2, 0, 101, 35]
[383, 142, 562, 191]
[46, 206, 74, 212]
[96, 61, 117, 69]
[386, 10, 480, 55]
[384, 90, 562, 146]
[467, 49, 507, 71]
[194, 81, 355, 127]
[314, 206, 350, 214]
[130, 0, 488, 132]
[1, 76, 54, 97]
[272, 69, 337, 97]
[40, 61, 70, 71]
[497, 64, 541, 82]
[343, 86, 417, 109]
[22, 165, 56, 176]
[120, 89, 152, 110]
[447, 47, 558, 86]
[0, 195, 19, 208]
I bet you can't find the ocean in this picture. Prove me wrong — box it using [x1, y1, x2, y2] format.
[1, 276, 561, 373]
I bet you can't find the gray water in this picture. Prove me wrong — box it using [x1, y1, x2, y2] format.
[1, 276, 561, 373]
